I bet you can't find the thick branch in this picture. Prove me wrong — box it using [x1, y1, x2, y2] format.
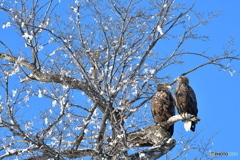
[129, 138, 176, 160]
[127, 113, 200, 147]
[61, 149, 105, 159]
[0, 52, 109, 112]
[0, 52, 37, 70]
[125, 114, 200, 159]
[8, 114, 199, 159]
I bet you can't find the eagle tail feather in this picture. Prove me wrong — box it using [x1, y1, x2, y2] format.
[191, 121, 196, 132]
[183, 120, 192, 132]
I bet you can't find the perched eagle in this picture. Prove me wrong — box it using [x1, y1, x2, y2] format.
[174, 76, 198, 132]
[152, 83, 175, 136]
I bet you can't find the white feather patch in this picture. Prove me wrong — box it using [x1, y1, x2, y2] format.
[184, 121, 192, 132]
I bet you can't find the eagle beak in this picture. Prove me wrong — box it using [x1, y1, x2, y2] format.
[166, 85, 172, 89]
[174, 77, 180, 82]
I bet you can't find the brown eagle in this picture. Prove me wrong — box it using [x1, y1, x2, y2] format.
[174, 76, 198, 132]
[152, 83, 175, 136]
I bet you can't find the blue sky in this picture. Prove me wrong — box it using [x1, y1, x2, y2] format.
[0, 0, 240, 159]
[164, 0, 240, 159]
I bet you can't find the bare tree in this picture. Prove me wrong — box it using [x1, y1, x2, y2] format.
[165, 129, 220, 160]
[0, 0, 238, 159]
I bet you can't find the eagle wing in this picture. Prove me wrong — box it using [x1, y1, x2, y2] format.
[188, 86, 198, 116]
[152, 90, 175, 123]
[174, 85, 197, 115]
[152, 90, 175, 136]
[174, 84, 198, 131]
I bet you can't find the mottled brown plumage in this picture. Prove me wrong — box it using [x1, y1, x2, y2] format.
[152, 83, 175, 136]
[174, 76, 198, 132]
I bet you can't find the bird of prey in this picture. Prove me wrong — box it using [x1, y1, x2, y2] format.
[174, 76, 198, 132]
[152, 83, 175, 136]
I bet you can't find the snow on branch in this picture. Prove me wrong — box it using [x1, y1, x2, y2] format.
[125, 114, 200, 159]
[127, 113, 200, 147]
[129, 138, 176, 160]
[0, 52, 109, 113]
[0, 52, 37, 71]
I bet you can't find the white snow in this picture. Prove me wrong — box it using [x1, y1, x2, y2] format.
[2, 22, 11, 29]
[38, 90, 43, 98]
[229, 70, 236, 76]
[157, 25, 164, 35]
[163, 3, 168, 8]
[9, 65, 20, 77]
[75, 0, 79, 5]
[44, 117, 48, 125]
[50, 50, 56, 56]
[25, 122, 33, 130]
[21, 22, 24, 27]
[183, 145, 190, 151]
[39, 19, 49, 28]
[12, 89, 17, 97]
[186, 14, 191, 20]
[71, 7, 78, 13]
[139, 153, 146, 158]
[84, 129, 88, 133]
[132, 89, 138, 96]
[150, 69, 156, 74]
[24, 96, 29, 102]
[22, 32, 33, 41]
[38, 45, 43, 51]
[6, 148, 17, 155]
[117, 134, 124, 138]
[89, 67, 94, 74]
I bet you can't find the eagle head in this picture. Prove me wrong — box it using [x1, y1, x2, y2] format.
[174, 76, 189, 85]
[157, 83, 172, 91]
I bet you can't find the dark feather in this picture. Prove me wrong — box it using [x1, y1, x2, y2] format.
[152, 84, 175, 136]
[174, 76, 198, 132]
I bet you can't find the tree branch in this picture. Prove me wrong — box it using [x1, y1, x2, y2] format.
[0, 52, 110, 113]
[24, 149, 104, 160]
[170, 56, 240, 85]
[127, 114, 200, 148]
[129, 138, 176, 160]
[0, 52, 37, 71]
[124, 114, 200, 159]
[72, 104, 98, 151]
